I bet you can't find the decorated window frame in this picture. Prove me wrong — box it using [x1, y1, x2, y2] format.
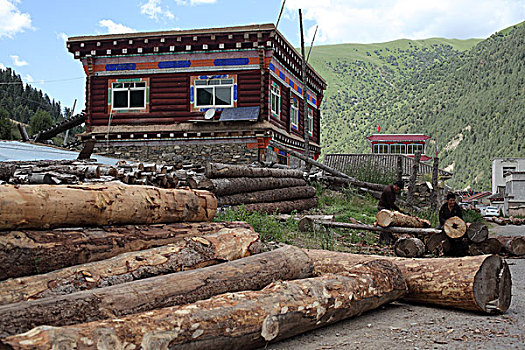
[307, 107, 314, 136]
[290, 97, 299, 130]
[270, 80, 281, 118]
[108, 78, 150, 113]
[190, 74, 237, 112]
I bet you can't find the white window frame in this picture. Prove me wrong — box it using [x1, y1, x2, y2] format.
[270, 81, 281, 118]
[307, 107, 314, 136]
[194, 78, 234, 108]
[290, 97, 299, 129]
[407, 143, 423, 154]
[111, 82, 147, 110]
[390, 143, 406, 154]
[374, 143, 389, 154]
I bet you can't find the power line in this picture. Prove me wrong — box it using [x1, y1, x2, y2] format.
[0, 76, 84, 85]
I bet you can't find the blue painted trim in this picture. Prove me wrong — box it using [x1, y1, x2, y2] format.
[234, 85, 237, 101]
[214, 58, 249, 66]
[106, 63, 136, 71]
[190, 86, 194, 103]
[158, 60, 191, 69]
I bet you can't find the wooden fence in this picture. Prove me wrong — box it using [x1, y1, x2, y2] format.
[323, 154, 452, 178]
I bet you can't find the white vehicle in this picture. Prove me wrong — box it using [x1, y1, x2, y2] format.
[484, 206, 500, 216]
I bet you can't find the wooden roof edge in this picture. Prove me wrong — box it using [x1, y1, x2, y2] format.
[67, 23, 276, 43]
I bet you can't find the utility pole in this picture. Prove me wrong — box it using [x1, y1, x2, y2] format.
[299, 9, 310, 168]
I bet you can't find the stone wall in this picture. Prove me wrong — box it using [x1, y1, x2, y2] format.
[94, 141, 259, 166]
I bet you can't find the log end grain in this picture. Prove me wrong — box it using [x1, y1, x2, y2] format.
[425, 232, 451, 256]
[444, 217, 467, 239]
[473, 255, 512, 314]
[394, 237, 425, 258]
[376, 210, 393, 227]
[497, 236, 525, 256]
[466, 222, 489, 243]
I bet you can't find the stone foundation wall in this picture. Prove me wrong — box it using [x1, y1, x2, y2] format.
[94, 142, 259, 166]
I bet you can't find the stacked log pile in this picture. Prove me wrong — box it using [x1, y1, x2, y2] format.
[485, 216, 525, 226]
[195, 163, 318, 214]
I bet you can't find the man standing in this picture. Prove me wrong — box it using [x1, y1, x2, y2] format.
[439, 192, 463, 228]
[378, 180, 405, 212]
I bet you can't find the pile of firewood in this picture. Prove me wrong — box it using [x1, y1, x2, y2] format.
[0, 183, 514, 349]
[192, 163, 318, 214]
[485, 216, 525, 226]
[376, 210, 525, 258]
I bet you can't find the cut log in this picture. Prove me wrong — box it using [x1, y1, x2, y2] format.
[304, 249, 512, 314]
[376, 210, 431, 228]
[217, 186, 316, 207]
[234, 197, 318, 214]
[0, 184, 216, 230]
[443, 216, 467, 239]
[0, 228, 260, 305]
[0, 221, 252, 280]
[299, 220, 442, 236]
[424, 232, 451, 256]
[467, 238, 503, 255]
[394, 236, 425, 257]
[206, 162, 304, 179]
[493, 217, 507, 225]
[205, 177, 307, 196]
[1, 260, 406, 349]
[496, 236, 525, 256]
[321, 175, 385, 192]
[0, 245, 313, 337]
[466, 222, 489, 243]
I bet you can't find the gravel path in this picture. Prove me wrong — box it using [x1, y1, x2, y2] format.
[265, 226, 525, 350]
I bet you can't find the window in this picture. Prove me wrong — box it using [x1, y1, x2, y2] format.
[270, 81, 281, 117]
[307, 107, 314, 136]
[503, 166, 516, 177]
[112, 82, 146, 109]
[390, 144, 406, 154]
[290, 97, 299, 130]
[407, 143, 423, 154]
[194, 78, 234, 108]
[373, 143, 389, 153]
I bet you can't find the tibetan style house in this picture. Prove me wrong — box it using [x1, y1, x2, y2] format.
[67, 24, 326, 166]
[366, 134, 431, 161]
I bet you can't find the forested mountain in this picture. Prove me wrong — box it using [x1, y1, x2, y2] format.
[0, 68, 67, 139]
[310, 22, 524, 190]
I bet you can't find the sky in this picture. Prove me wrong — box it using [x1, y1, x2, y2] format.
[0, 0, 523, 113]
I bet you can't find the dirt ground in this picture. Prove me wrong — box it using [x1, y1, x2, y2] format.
[265, 225, 525, 350]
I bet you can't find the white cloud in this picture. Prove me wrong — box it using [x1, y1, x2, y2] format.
[175, 0, 216, 6]
[10, 55, 28, 67]
[57, 32, 68, 42]
[284, 0, 525, 44]
[23, 74, 33, 83]
[141, 0, 174, 21]
[98, 19, 137, 34]
[0, 62, 6, 70]
[0, 0, 32, 38]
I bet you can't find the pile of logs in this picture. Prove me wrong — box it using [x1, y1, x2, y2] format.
[485, 216, 525, 226]
[193, 163, 318, 214]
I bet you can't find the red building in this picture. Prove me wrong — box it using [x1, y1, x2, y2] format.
[67, 24, 326, 166]
[366, 134, 431, 161]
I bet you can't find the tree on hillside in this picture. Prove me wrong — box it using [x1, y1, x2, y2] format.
[30, 110, 54, 136]
[0, 108, 12, 140]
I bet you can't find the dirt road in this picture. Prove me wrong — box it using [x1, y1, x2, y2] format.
[266, 227, 525, 350]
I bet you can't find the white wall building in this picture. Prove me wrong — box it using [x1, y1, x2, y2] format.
[491, 158, 525, 194]
[504, 172, 525, 216]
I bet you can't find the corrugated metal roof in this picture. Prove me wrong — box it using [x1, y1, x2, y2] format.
[219, 106, 259, 121]
[0, 141, 118, 165]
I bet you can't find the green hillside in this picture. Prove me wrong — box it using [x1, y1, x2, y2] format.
[310, 22, 524, 190]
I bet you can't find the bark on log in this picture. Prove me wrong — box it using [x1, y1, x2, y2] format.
[0, 221, 252, 280]
[0, 246, 313, 337]
[218, 186, 316, 207]
[496, 236, 525, 256]
[0, 228, 260, 305]
[317, 175, 385, 192]
[376, 210, 431, 228]
[299, 220, 442, 235]
[425, 232, 451, 256]
[444, 216, 467, 239]
[394, 236, 425, 257]
[467, 238, 503, 256]
[1, 260, 406, 349]
[304, 249, 512, 314]
[206, 162, 304, 179]
[0, 184, 216, 230]
[466, 222, 489, 243]
[234, 197, 318, 214]
[205, 177, 307, 196]
[493, 217, 507, 226]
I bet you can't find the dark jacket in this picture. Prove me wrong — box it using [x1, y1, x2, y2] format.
[378, 184, 400, 211]
[439, 203, 463, 226]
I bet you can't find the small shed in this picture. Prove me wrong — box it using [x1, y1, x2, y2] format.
[366, 134, 431, 161]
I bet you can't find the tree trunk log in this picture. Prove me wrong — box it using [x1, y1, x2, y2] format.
[206, 177, 307, 196]
[444, 216, 467, 239]
[0, 184, 216, 230]
[394, 236, 425, 257]
[0, 221, 251, 280]
[0, 228, 260, 305]
[321, 175, 386, 192]
[299, 220, 441, 235]
[0, 246, 313, 338]
[1, 260, 406, 350]
[304, 249, 512, 314]
[493, 217, 507, 225]
[467, 238, 503, 255]
[496, 236, 525, 256]
[217, 186, 316, 207]
[234, 197, 318, 214]
[466, 222, 489, 243]
[424, 232, 451, 256]
[206, 162, 304, 179]
[376, 210, 431, 228]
